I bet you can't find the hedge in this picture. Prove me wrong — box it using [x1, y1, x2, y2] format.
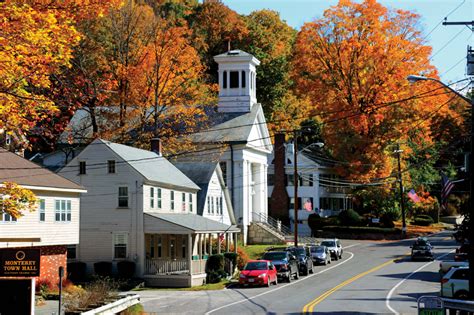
[413, 216, 434, 226]
[93, 261, 113, 277]
[338, 209, 362, 226]
[322, 226, 400, 234]
[117, 261, 136, 279]
[206, 254, 224, 272]
[67, 261, 87, 282]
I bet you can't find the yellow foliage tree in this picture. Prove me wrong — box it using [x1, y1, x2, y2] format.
[0, 182, 37, 218]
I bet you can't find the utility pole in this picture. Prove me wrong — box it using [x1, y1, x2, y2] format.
[293, 130, 299, 247]
[395, 144, 407, 238]
[442, 19, 474, 300]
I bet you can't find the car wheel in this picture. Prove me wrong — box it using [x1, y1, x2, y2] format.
[334, 255, 339, 261]
[295, 269, 300, 280]
[287, 272, 291, 283]
[266, 277, 271, 287]
[310, 265, 314, 274]
[339, 253, 342, 259]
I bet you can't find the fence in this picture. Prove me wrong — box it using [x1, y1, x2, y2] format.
[145, 259, 189, 275]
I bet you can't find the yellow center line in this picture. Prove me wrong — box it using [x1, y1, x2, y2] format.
[302, 254, 408, 313]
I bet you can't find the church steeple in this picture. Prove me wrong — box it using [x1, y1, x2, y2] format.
[214, 50, 260, 113]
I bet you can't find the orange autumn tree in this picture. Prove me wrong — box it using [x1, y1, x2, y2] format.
[291, 0, 462, 182]
[0, 182, 37, 219]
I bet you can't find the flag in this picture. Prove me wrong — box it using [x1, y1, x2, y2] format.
[304, 199, 312, 212]
[219, 233, 225, 243]
[407, 189, 421, 203]
[441, 173, 454, 209]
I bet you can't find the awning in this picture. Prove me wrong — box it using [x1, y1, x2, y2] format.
[144, 213, 240, 234]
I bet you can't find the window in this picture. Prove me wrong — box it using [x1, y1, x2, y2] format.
[207, 196, 211, 214]
[113, 233, 128, 259]
[149, 235, 155, 258]
[108, 160, 116, 174]
[287, 174, 295, 186]
[67, 245, 76, 259]
[189, 193, 193, 212]
[219, 161, 227, 186]
[39, 199, 45, 222]
[290, 197, 302, 210]
[157, 188, 162, 209]
[55, 199, 71, 222]
[182, 239, 186, 258]
[170, 191, 175, 211]
[211, 196, 214, 214]
[268, 174, 275, 186]
[182, 193, 186, 212]
[0, 212, 17, 222]
[219, 196, 223, 215]
[157, 236, 162, 258]
[150, 187, 154, 208]
[118, 187, 128, 208]
[452, 269, 469, 280]
[241, 71, 246, 88]
[223, 71, 227, 88]
[79, 161, 86, 175]
[230, 71, 239, 88]
[302, 174, 313, 187]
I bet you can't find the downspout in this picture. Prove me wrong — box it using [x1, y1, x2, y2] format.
[216, 165, 236, 225]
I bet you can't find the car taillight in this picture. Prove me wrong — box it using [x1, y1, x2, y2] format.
[441, 278, 449, 284]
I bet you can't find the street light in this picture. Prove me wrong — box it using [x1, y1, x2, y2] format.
[291, 133, 324, 247]
[393, 145, 407, 238]
[408, 74, 474, 299]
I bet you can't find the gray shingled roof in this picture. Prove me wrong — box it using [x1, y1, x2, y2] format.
[192, 104, 259, 143]
[146, 213, 239, 232]
[172, 162, 219, 215]
[0, 148, 85, 191]
[99, 140, 200, 191]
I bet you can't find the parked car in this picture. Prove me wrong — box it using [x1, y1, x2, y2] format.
[239, 260, 278, 287]
[455, 253, 469, 262]
[320, 239, 343, 260]
[310, 245, 331, 265]
[411, 243, 434, 261]
[439, 261, 469, 276]
[441, 266, 469, 299]
[287, 246, 314, 275]
[261, 251, 299, 282]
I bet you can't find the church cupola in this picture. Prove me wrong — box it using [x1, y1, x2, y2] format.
[214, 50, 260, 113]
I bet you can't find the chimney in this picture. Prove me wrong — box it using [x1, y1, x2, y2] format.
[151, 138, 162, 156]
[269, 133, 289, 225]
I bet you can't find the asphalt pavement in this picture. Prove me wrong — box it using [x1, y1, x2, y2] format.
[135, 232, 457, 314]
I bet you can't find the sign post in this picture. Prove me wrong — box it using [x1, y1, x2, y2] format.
[59, 266, 64, 315]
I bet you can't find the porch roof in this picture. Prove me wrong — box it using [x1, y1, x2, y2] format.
[144, 213, 240, 234]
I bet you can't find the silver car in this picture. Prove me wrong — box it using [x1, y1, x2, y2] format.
[320, 239, 343, 261]
[310, 245, 331, 265]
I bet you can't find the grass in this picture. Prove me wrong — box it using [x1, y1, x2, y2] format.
[394, 220, 446, 237]
[132, 279, 231, 292]
[241, 244, 276, 260]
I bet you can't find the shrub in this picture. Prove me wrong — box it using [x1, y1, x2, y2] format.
[338, 209, 362, 226]
[380, 213, 395, 228]
[93, 261, 113, 277]
[229, 246, 249, 270]
[67, 262, 87, 282]
[322, 226, 400, 234]
[206, 254, 224, 272]
[413, 216, 434, 226]
[223, 252, 237, 269]
[63, 278, 119, 312]
[36, 278, 54, 298]
[117, 261, 136, 279]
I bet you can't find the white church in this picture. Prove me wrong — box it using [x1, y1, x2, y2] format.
[192, 50, 273, 244]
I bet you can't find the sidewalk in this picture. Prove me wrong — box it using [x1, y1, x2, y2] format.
[35, 300, 59, 315]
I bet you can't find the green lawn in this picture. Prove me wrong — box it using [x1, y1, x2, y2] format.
[241, 244, 276, 260]
[132, 279, 231, 292]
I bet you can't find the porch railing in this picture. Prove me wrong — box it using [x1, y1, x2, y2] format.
[145, 259, 189, 275]
[145, 258, 208, 275]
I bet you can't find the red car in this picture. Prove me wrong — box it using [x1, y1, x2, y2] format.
[239, 260, 278, 287]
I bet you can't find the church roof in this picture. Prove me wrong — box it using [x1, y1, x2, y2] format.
[192, 104, 260, 144]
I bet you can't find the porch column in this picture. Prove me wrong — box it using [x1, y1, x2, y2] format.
[208, 233, 212, 255]
[203, 233, 207, 255]
[218, 233, 221, 254]
[234, 233, 238, 253]
[226, 233, 230, 252]
[188, 234, 193, 274]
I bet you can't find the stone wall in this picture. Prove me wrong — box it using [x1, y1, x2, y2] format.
[248, 223, 286, 245]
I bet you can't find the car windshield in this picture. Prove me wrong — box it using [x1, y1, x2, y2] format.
[321, 241, 336, 247]
[311, 247, 325, 253]
[244, 262, 268, 270]
[293, 248, 306, 256]
[262, 252, 287, 261]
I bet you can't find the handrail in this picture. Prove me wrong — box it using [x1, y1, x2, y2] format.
[441, 297, 474, 312]
[252, 212, 292, 236]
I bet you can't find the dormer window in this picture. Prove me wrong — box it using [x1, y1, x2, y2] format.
[230, 71, 239, 88]
[79, 161, 86, 175]
[108, 160, 116, 173]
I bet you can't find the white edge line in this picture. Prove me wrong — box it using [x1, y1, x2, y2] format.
[385, 250, 455, 315]
[205, 251, 356, 315]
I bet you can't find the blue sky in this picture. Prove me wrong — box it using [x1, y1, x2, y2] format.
[221, 0, 473, 84]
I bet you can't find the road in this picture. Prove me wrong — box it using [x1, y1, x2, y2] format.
[135, 232, 457, 314]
